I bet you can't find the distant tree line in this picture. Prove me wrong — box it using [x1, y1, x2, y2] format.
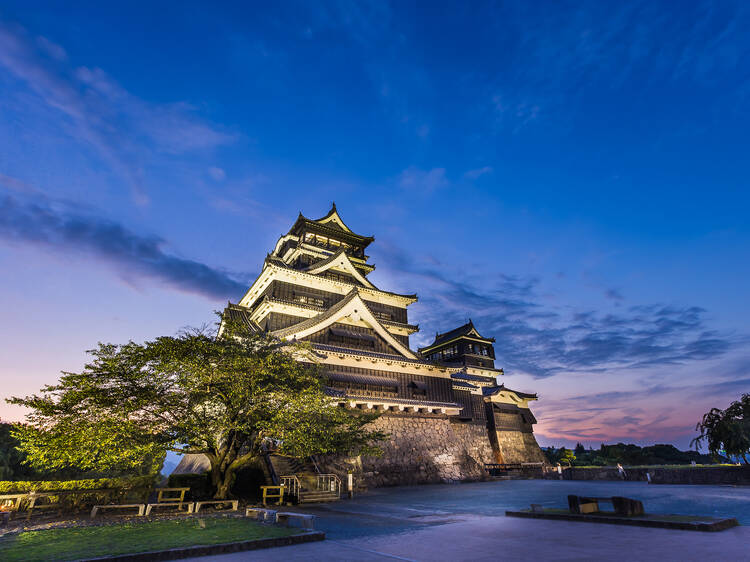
[544, 442, 728, 467]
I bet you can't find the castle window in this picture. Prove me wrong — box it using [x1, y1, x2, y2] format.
[327, 372, 398, 398]
[292, 292, 325, 307]
[442, 345, 458, 359]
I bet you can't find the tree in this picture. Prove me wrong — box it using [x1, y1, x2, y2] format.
[560, 448, 576, 466]
[0, 422, 33, 480]
[8, 320, 387, 498]
[693, 394, 750, 464]
[574, 442, 585, 456]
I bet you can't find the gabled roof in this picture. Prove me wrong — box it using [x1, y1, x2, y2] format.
[419, 319, 495, 353]
[313, 203, 355, 233]
[289, 203, 375, 246]
[482, 384, 537, 400]
[271, 288, 418, 360]
[304, 249, 376, 289]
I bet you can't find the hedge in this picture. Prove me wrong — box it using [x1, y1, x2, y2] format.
[0, 475, 155, 494]
[0, 475, 157, 510]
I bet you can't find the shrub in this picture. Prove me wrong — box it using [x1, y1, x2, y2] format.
[0, 475, 156, 510]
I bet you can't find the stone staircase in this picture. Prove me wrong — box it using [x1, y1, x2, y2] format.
[268, 455, 342, 504]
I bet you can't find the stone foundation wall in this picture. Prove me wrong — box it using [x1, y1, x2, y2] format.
[494, 430, 547, 464]
[317, 413, 494, 488]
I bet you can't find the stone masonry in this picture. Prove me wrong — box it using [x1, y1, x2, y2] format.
[319, 413, 494, 488]
[493, 430, 547, 464]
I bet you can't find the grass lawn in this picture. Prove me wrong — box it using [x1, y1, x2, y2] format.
[0, 517, 302, 561]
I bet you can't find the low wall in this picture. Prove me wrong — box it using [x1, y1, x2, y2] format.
[318, 413, 494, 488]
[544, 465, 750, 485]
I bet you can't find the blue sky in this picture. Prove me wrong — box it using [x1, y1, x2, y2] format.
[1, 1, 748, 449]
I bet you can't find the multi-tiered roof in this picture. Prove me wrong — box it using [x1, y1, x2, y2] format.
[222, 204, 538, 420]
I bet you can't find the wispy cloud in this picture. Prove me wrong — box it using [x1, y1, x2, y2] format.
[376, 243, 735, 379]
[398, 166, 448, 194]
[0, 190, 249, 301]
[463, 166, 493, 180]
[485, 3, 750, 132]
[0, 20, 235, 205]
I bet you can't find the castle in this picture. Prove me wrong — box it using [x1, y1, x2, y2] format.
[224, 204, 546, 486]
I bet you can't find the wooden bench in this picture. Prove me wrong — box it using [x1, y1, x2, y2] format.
[261, 485, 285, 506]
[568, 495, 644, 516]
[145, 501, 194, 516]
[91, 504, 146, 518]
[194, 500, 238, 513]
[276, 512, 315, 530]
[24, 492, 66, 520]
[143, 486, 195, 516]
[245, 507, 277, 522]
[155, 487, 190, 503]
[1, 494, 29, 523]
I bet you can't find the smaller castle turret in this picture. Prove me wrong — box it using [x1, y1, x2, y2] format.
[418, 319, 496, 370]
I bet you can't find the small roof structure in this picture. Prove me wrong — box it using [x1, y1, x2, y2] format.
[288, 203, 375, 247]
[482, 384, 538, 400]
[221, 302, 262, 334]
[419, 319, 495, 354]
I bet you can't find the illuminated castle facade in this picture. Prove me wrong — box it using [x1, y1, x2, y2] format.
[225, 204, 546, 484]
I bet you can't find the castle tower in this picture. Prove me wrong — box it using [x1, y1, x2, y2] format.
[222, 204, 545, 485]
[420, 321, 546, 465]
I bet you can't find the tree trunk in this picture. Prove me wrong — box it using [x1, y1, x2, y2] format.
[210, 464, 238, 499]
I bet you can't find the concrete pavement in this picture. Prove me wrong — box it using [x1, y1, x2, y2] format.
[190, 512, 748, 561]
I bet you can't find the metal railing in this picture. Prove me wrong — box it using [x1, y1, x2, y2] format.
[280, 473, 341, 498]
[279, 475, 300, 498]
[317, 474, 342, 496]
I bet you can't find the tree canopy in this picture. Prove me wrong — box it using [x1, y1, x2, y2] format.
[8, 320, 387, 497]
[693, 394, 750, 464]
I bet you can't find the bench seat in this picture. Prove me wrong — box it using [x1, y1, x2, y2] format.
[194, 500, 238, 513]
[144, 501, 194, 516]
[276, 512, 315, 530]
[245, 507, 277, 522]
[91, 504, 146, 518]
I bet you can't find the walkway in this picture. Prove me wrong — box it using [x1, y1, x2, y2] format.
[188, 480, 750, 561]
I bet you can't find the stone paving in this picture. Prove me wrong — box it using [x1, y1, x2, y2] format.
[193, 513, 749, 561]
[187, 480, 750, 561]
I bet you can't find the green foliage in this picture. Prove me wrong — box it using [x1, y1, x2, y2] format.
[0, 475, 154, 494]
[560, 449, 576, 466]
[543, 442, 725, 466]
[693, 394, 750, 464]
[8, 317, 387, 498]
[0, 423, 35, 481]
[0, 475, 155, 509]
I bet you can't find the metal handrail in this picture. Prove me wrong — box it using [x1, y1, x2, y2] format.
[281, 473, 341, 498]
[316, 474, 342, 496]
[279, 475, 300, 498]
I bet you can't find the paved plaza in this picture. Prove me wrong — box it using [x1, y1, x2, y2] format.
[194, 512, 748, 561]
[189, 480, 750, 561]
